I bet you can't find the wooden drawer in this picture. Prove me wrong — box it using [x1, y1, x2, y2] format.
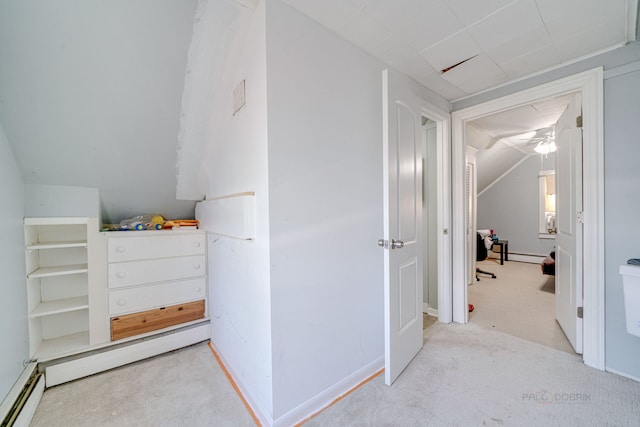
[108, 255, 205, 289]
[110, 300, 205, 341]
[108, 278, 206, 315]
[107, 233, 205, 262]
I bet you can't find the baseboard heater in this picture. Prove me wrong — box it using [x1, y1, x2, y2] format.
[489, 252, 545, 264]
[0, 363, 45, 427]
[39, 320, 211, 387]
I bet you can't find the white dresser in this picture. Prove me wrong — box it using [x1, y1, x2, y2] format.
[106, 230, 207, 340]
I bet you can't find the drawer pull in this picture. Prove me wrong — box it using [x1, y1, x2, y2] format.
[194, 264, 201, 269]
[116, 246, 126, 253]
[193, 242, 201, 248]
[195, 287, 201, 292]
[117, 299, 126, 306]
[116, 272, 126, 279]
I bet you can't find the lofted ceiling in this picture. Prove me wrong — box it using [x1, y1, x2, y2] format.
[468, 93, 574, 153]
[467, 93, 574, 192]
[282, 0, 636, 101]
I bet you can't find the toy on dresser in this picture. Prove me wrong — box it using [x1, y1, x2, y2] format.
[113, 215, 199, 231]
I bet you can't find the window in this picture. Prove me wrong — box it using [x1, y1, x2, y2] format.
[539, 170, 556, 238]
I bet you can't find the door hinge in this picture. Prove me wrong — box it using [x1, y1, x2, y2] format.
[576, 211, 584, 224]
[577, 307, 583, 319]
[576, 115, 583, 128]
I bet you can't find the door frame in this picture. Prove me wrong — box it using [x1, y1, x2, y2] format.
[450, 67, 605, 370]
[419, 102, 453, 324]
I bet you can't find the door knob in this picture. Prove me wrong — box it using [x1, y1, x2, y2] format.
[391, 239, 404, 249]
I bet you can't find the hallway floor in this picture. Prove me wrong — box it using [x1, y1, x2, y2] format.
[469, 259, 574, 354]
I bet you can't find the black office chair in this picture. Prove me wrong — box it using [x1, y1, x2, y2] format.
[476, 232, 496, 281]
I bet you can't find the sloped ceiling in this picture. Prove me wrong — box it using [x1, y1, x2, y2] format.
[284, 0, 636, 101]
[468, 93, 574, 192]
[0, 0, 199, 223]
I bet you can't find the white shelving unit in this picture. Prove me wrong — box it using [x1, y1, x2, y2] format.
[22, 219, 211, 387]
[24, 217, 98, 360]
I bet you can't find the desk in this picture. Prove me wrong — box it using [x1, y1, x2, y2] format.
[492, 240, 509, 265]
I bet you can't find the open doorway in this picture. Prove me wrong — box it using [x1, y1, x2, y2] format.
[420, 109, 453, 332]
[463, 94, 576, 354]
[451, 68, 605, 370]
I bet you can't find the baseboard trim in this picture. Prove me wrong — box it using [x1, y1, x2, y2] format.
[605, 366, 640, 383]
[44, 323, 211, 387]
[279, 357, 384, 427]
[208, 342, 270, 426]
[423, 303, 438, 317]
[209, 344, 384, 427]
[488, 253, 545, 264]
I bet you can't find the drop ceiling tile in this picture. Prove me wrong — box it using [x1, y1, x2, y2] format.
[440, 53, 509, 94]
[553, 19, 627, 61]
[467, 0, 544, 52]
[556, 28, 624, 62]
[379, 44, 422, 70]
[345, 0, 368, 9]
[536, 0, 626, 25]
[444, 0, 514, 26]
[419, 30, 481, 73]
[472, 104, 544, 135]
[499, 43, 562, 79]
[486, 26, 551, 66]
[544, 2, 627, 43]
[534, 0, 583, 22]
[337, 11, 395, 57]
[413, 73, 470, 100]
[532, 95, 573, 121]
[291, 0, 362, 32]
[404, 57, 469, 100]
[362, 0, 464, 47]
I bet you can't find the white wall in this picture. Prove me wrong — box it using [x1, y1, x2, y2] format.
[0, 124, 28, 404]
[0, 0, 198, 223]
[477, 154, 556, 256]
[603, 65, 640, 379]
[265, 0, 386, 419]
[198, 0, 274, 419]
[24, 184, 100, 219]
[195, 1, 451, 422]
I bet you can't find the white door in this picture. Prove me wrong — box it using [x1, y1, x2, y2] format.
[382, 69, 423, 385]
[555, 94, 583, 354]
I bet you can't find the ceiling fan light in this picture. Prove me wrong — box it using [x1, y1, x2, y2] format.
[534, 140, 557, 154]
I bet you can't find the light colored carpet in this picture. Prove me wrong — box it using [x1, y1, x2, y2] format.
[423, 313, 437, 330]
[306, 321, 640, 427]
[30, 342, 255, 427]
[29, 323, 640, 426]
[469, 260, 574, 354]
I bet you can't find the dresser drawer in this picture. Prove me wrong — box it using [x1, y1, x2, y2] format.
[108, 255, 205, 289]
[107, 233, 205, 262]
[111, 300, 205, 341]
[108, 278, 206, 315]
